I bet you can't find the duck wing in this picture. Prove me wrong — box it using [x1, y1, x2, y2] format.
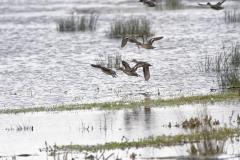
[148, 36, 163, 45]
[121, 37, 128, 48]
[217, 0, 226, 5]
[143, 66, 150, 81]
[141, 31, 148, 44]
[122, 60, 132, 71]
[91, 64, 103, 68]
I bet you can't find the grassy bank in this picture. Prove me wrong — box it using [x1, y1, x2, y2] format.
[0, 92, 239, 114]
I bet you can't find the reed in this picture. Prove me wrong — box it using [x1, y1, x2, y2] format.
[56, 13, 99, 32]
[165, 0, 183, 9]
[196, 42, 240, 88]
[108, 16, 153, 38]
[95, 52, 122, 69]
[224, 9, 240, 23]
[156, 0, 183, 10]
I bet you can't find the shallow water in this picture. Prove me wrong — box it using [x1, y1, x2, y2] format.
[1, 102, 240, 159]
[1, 0, 240, 108]
[1, 0, 240, 159]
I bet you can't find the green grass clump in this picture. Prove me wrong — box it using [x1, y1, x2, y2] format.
[0, 92, 238, 114]
[108, 16, 153, 38]
[56, 13, 99, 32]
[40, 126, 240, 153]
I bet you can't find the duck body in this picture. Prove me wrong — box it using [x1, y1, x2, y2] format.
[139, 0, 156, 7]
[121, 31, 163, 50]
[198, 0, 226, 10]
[118, 60, 140, 77]
[91, 64, 117, 78]
[132, 59, 152, 81]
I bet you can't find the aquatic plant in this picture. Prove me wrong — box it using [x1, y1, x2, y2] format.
[56, 13, 99, 32]
[164, 0, 183, 9]
[156, 0, 183, 10]
[5, 123, 33, 132]
[224, 9, 240, 23]
[108, 16, 154, 38]
[0, 92, 238, 114]
[196, 42, 240, 88]
[40, 126, 240, 153]
[95, 51, 122, 69]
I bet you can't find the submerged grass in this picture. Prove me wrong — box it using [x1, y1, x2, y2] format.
[0, 92, 238, 114]
[41, 126, 240, 153]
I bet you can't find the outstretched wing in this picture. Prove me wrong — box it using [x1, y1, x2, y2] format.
[141, 31, 148, 44]
[148, 36, 163, 45]
[143, 66, 150, 81]
[217, 0, 226, 5]
[122, 60, 132, 71]
[121, 37, 128, 48]
[91, 64, 102, 68]
[198, 3, 207, 6]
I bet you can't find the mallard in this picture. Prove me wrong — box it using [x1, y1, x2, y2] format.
[118, 60, 140, 77]
[139, 0, 156, 7]
[132, 59, 152, 81]
[198, 0, 226, 10]
[91, 64, 117, 78]
[121, 31, 163, 50]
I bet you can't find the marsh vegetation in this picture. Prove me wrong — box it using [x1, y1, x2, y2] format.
[94, 52, 122, 69]
[224, 8, 240, 23]
[56, 13, 99, 31]
[156, 0, 183, 10]
[0, 92, 238, 114]
[108, 16, 154, 38]
[40, 107, 240, 158]
[196, 42, 240, 89]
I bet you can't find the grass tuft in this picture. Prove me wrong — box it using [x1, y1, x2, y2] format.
[108, 16, 154, 38]
[95, 52, 122, 69]
[56, 13, 99, 32]
[224, 9, 240, 23]
[196, 42, 240, 88]
[156, 0, 183, 10]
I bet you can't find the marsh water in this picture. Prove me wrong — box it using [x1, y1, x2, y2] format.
[1, 0, 240, 159]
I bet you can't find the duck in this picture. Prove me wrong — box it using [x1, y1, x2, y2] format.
[91, 64, 117, 78]
[121, 31, 163, 50]
[139, 0, 156, 7]
[118, 60, 140, 77]
[198, 0, 226, 10]
[132, 59, 152, 81]
[121, 36, 140, 48]
[138, 31, 163, 49]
